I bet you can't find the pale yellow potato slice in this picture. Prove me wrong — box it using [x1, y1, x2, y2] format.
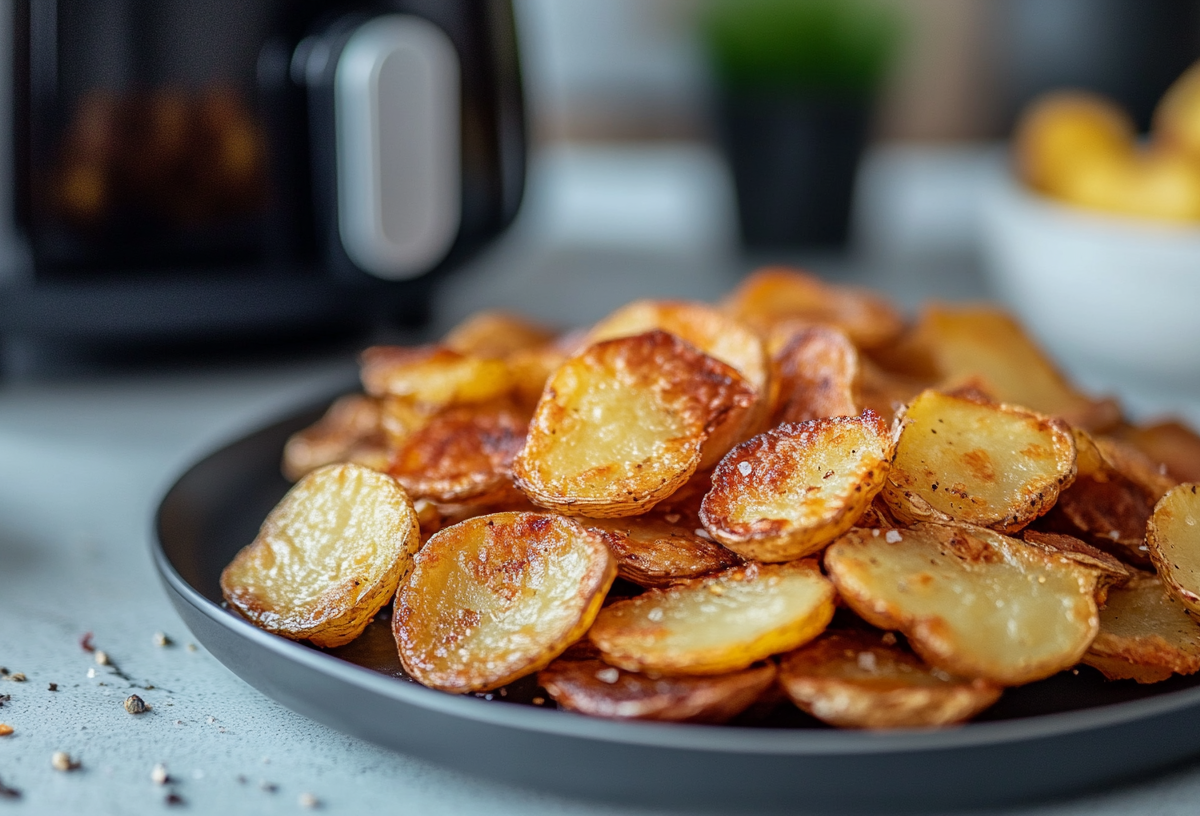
[699, 412, 895, 562]
[222, 464, 420, 648]
[512, 330, 757, 517]
[586, 516, 741, 588]
[393, 512, 615, 693]
[360, 345, 512, 407]
[539, 659, 776, 724]
[443, 310, 556, 358]
[722, 267, 904, 350]
[778, 629, 1002, 729]
[589, 560, 835, 675]
[1082, 573, 1200, 683]
[281, 394, 390, 481]
[824, 523, 1100, 685]
[881, 390, 1076, 533]
[767, 324, 860, 426]
[387, 402, 529, 505]
[1147, 484, 1200, 615]
[870, 305, 1120, 432]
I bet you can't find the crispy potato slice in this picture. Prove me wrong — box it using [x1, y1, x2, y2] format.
[377, 396, 435, 448]
[778, 629, 1002, 729]
[586, 516, 741, 588]
[588, 300, 769, 451]
[881, 390, 1076, 533]
[722, 267, 905, 350]
[1118, 420, 1200, 483]
[589, 560, 835, 675]
[767, 324, 859, 426]
[870, 305, 1120, 432]
[393, 512, 616, 693]
[1021, 530, 1129, 603]
[825, 523, 1100, 685]
[1147, 484, 1200, 616]
[222, 464, 420, 648]
[589, 300, 769, 395]
[1042, 433, 1173, 566]
[281, 394, 390, 481]
[540, 659, 776, 724]
[443, 310, 556, 358]
[360, 345, 513, 407]
[699, 412, 894, 562]
[513, 330, 757, 517]
[1082, 573, 1200, 683]
[387, 402, 529, 505]
[506, 344, 569, 411]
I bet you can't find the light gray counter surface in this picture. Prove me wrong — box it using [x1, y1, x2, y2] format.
[3, 145, 1200, 815]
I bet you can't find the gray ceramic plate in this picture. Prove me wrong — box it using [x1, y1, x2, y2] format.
[153, 402, 1200, 813]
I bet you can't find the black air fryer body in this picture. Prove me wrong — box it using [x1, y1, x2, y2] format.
[3, 0, 524, 346]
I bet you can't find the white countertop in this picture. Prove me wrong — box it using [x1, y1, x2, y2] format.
[3, 144, 1200, 815]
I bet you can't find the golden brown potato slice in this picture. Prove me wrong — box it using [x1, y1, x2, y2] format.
[586, 516, 741, 588]
[699, 412, 895, 562]
[1147, 484, 1200, 616]
[512, 330, 757, 517]
[281, 394, 390, 481]
[589, 299, 769, 396]
[1082, 573, 1200, 684]
[767, 324, 859, 426]
[589, 560, 835, 675]
[880, 390, 1076, 533]
[506, 344, 569, 412]
[869, 305, 1120, 432]
[394, 512, 616, 693]
[778, 629, 1002, 729]
[222, 464, 420, 648]
[588, 300, 770, 450]
[825, 523, 1100, 685]
[443, 310, 556, 358]
[1042, 433, 1174, 567]
[360, 345, 512, 407]
[1117, 420, 1200, 483]
[722, 267, 904, 351]
[387, 402, 529, 505]
[377, 396, 435, 448]
[539, 659, 776, 724]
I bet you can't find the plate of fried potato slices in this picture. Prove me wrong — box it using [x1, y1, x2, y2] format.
[155, 268, 1200, 812]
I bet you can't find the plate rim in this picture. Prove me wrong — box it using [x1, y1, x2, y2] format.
[151, 405, 1200, 758]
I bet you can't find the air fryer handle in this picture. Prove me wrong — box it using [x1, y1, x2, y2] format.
[332, 15, 461, 281]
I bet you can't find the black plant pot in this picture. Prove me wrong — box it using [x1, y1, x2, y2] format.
[718, 93, 870, 250]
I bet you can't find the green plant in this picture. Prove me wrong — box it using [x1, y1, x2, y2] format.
[703, 0, 901, 95]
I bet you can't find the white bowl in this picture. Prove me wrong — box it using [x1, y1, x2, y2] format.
[981, 177, 1200, 385]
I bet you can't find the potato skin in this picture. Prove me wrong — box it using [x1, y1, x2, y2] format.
[513, 330, 757, 518]
[767, 324, 859, 426]
[699, 412, 895, 562]
[222, 464, 421, 648]
[778, 629, 1002, 729]
[539, 659, 776, 724]
[393, 512, 616, 693]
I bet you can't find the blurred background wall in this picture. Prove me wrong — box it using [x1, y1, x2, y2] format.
[514, 0, 1200, 146]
